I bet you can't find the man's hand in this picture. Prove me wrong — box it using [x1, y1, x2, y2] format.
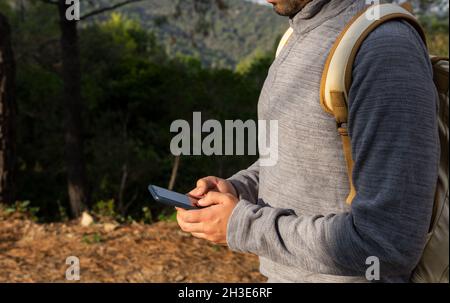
[189, 176, 237, 198]
[176, 191, 238, 245]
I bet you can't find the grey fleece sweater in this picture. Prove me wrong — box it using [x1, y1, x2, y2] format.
[226, 0, 439, 283]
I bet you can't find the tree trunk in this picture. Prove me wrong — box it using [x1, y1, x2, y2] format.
[57, 1, 88, 217]
[168, 155, 180, 191]
[0, 13, 16, 205]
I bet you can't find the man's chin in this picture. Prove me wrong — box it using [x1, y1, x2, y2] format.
[271, 3, 302, 17]
[272, 5, 291, 17]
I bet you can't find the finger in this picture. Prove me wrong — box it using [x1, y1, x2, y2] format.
[190, 177, 219, 196]
[188, 188, 205, 198]
[176, 208, 204, 223]
[198, 191, 229, 207]
[215, 179, 234, 195]
[187, 196, 200, 207]
[193, 178, 213, 196]
[178, 221, 205, 234]
[191, 232, 207, 240]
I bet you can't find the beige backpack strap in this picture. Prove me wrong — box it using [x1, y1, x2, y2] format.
[275, 27, 294, 58]
[320, 3, 427, 204]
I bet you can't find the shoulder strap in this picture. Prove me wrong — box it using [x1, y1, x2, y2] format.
[275, 27, 294, 58]
[320, 3, 426, 204]
[320, 3, 426, 114]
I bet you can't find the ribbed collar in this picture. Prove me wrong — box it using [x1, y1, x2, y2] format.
[293, 0, 331, 20]
[289, 0, 360, 35]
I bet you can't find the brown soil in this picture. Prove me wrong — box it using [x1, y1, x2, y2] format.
[0, 212, 265, 283]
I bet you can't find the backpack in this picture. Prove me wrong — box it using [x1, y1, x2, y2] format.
[276, 2, 449, 283]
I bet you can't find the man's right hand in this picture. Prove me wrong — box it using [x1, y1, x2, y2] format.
[189, 176, 237, 199]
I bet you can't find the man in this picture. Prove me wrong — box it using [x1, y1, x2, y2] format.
[176, 0, 439, 282]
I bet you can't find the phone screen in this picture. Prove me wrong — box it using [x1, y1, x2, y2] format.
[148, 185, 198, 210]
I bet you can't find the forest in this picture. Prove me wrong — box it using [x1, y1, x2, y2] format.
[0, 0, 448, 224]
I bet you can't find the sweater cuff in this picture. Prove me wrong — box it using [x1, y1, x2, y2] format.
[226, 199, 256, 252]
[227, 177, 258, 204]
[228, 179, 245, 199]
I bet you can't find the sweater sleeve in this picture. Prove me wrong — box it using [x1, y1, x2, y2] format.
[227, 160, 260, 205]
[226, 20, 440, 278]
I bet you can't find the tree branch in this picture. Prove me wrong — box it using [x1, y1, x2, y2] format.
[80, 0, 144, 20]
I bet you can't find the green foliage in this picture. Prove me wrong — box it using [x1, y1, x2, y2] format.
[236, 49, 271, 75]
[0, 2, 12, 16]
[9, 7, 265, 222]
[142, 206, 153, 224]
[428, 32, 449, 56]
[157, 210, 177, 222]
[420, 15, 449, 33]
[4, 201, 40, 222]
[57, 201, 69, 222]
[118, 0, 288, 68]
[419, 14, 449, 56]
[82, 233, 103, 244]
[93, 200, 116, 218]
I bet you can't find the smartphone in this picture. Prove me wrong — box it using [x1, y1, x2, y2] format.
[148, 185, 199, 210]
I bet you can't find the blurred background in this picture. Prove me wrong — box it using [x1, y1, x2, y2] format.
[0, 0, 448, 282]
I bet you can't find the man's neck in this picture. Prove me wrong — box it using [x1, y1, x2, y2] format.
[290, 0, 314, 18]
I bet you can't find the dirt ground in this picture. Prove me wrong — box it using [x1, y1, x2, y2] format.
[0, 211, 266, 283]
